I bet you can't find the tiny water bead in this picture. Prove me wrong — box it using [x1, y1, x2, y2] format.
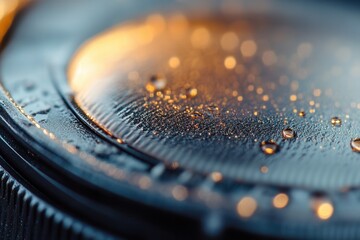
[190, 111, 203, 119]
[69, 10, 360, 192]
[206, 104, 219, 112]
[282, 128, 296, 139]
[298, 111, 306, 117]
[331, 117, 342, 126]
[145, 75, 167, 93]
[260, 140, 279, 155]
[350, 138, 360, 152]
[186, 87, 198, 98]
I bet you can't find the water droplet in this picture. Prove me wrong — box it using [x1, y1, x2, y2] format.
[260, 140, 279, 155]
[282, 128, 296, 139]
[190, 111, 203, 119]
[206, 104, 219, 112]
[28, 102, 52, 116]
[146, 75, 167, 92]
[331, 117, 342, 126]
[350, 138, 360, 152]
[298, 111, 306, 117]
[186, 87, 198, 98]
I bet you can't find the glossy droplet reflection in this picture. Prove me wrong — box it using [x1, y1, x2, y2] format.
[190, 111, 203, 119]
[282, 128, 295, 139]
[298, 111, 306, 117]
[260, 140, 279, 155]
[146, 75, 167, 93]
[206, 104, 219, 112]
[186, 87, 198, 98]
[331, 117, 342, 126]
[68, 9, 360, 191]
[351, 138, 360, 153]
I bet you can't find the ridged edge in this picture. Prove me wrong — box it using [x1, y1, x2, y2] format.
[0, 165, 116, 240]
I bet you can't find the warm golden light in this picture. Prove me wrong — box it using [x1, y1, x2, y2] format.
[186, 87, 198, 98]
[240, 40, 257, 57]
[273, 193, 289, 209]
[260, 140, 279, 155]
[256, 88, 264, 95]
[146, 14, 166, 35]
[168, 56, 181, 68]
[237, 196, 257, 218]
[191, 27, 211, 49]
[210, 172, 223, 182]
[168, 13, 189, 38]
[330, 117, 342, 126]
[0, 0, 27, 43]
[298, 111, 306, 117]
[220, 31, 239, 51]
[224, 56, 237, 69]
[290, 95, 297, 102]
[351, 138, 360, 152]
[315, 201, 334, 220]
[68, 22, 160, 93]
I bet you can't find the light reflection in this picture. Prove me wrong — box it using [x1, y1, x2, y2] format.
[224, 56, 237, 69]
[172, 185, 188, 201]
[168, 56, 181, 68]
[220, 31, 239, 51]
[69, 22, 159, 93]
[191, 27, 211, 49]
[273, 193, 289, 209]
[237, 196, 257, 218]
[0, 0, 27, 43]
[312, 198, 334, 220]
[262, 50, 277, 66]
[210, 171, 223, 182]
[240, 40, 257, 57]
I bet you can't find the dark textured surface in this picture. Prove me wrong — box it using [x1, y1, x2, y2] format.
[1, 0, 360, 239]
[70, 7, 360, 190]
[0, 165, 113, 240]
